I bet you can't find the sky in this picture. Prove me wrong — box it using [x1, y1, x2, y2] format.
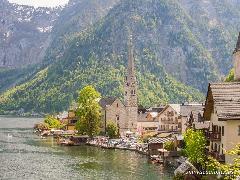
[8, 0, 69, 8]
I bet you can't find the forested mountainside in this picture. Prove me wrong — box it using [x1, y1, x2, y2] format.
[0, 0, 239, 114]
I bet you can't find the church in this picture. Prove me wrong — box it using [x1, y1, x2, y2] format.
[99, 37, 138, 134]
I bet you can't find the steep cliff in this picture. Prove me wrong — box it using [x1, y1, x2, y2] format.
[0, 0, 61, 67]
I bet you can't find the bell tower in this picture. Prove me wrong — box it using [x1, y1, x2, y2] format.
[233, 32, 240, 81]
[124, 35, 138, 131]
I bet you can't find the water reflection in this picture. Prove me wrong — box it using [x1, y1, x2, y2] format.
[0, 117, 173, 180]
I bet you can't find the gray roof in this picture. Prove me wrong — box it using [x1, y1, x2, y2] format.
[180, 104, 204, 122]
[99, 97, 117, 108]
[148, 137, 174, 144]
[204, 82, 240, 120]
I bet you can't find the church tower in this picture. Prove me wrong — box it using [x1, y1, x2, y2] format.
[124, 35, 138, 131]
[233, 32, 240, 81]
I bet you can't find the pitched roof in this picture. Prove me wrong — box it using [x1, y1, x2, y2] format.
[99, 97, 117, 108]
[157, 104, 180, 117]
[204, 82, 240, 121]
[180, 104, 204, 122]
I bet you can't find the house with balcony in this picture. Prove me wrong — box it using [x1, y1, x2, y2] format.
[157, 104, 181, 133]
[203, 82, 240, 163]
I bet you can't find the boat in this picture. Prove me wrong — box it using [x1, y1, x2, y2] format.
[7, 134, 13, 138]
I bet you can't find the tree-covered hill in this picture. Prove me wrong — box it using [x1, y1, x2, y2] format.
[0, 0, 239, 114]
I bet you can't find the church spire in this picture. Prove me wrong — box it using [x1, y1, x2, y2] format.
[234, 32, 240, 54]
[128, 35, 135, 76]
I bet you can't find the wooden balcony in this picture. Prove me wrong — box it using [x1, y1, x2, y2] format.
[208, 151, 225, 162]
[206, 131, 221, 141]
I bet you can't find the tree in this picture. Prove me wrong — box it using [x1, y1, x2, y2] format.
[164, 141, 175, 151]
[206, 143, 240, 180]
[106, 121, 119, 139]
[225, 68, 234, 82]
[44, 115, 63, 129]
[183, 129, 207, 166]
[76, 85, 101, 137]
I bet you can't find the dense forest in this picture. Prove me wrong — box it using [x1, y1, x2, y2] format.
[0, 0, 240, 114]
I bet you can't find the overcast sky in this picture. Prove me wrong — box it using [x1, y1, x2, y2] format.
[8, 0, 69, 7]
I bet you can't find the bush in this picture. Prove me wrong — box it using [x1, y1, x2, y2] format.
[44, 115, 63, 129]
[106, 121, 119, 139]
[164, 141, 175, 151]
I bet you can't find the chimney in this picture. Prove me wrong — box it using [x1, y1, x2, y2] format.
[233, 32, 240, 81]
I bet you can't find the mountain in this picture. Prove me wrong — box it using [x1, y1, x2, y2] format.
[0, 0, 239, 114]
[0, 0, 61, 68]
[0, 0, 119, 93]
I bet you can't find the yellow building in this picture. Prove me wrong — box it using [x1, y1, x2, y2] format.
[204, 82, 240, 163]
[65, 110, 78, 131]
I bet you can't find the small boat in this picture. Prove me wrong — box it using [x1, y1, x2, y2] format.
[7, 134, 13, 138]
[58, 139, 74, 146]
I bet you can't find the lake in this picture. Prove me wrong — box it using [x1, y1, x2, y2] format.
[0, 117, 174, 179]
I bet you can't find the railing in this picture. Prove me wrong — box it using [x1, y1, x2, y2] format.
[206, 131, 221, 141]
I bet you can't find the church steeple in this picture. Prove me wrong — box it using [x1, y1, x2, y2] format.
[128, 35, 135, 76]
[124, 34, 138, 131]
[233, 32, 240, 81]
[124, 35, 137, 107]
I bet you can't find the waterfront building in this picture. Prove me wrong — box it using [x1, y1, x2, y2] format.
[65, 110, 78, 131]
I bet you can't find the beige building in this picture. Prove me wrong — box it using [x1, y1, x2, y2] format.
[157, 105, 181, 133]
[204, 82, 240, 163]
[137, 107, 163, 133]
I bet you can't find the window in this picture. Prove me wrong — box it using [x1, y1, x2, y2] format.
[116, 103, 119, 108]
[70, 119, 77, 124]
[222, 126, 224, 136]
[116, 115, 120, 121]
[125, 91, 127, 95]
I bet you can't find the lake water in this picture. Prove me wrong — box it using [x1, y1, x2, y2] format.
[0, 117, 174, 179]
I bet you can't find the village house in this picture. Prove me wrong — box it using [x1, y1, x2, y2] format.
[137, 107, 164, 133]
[203, 34, 240, 164]
[157, 104, 181, 133]
[203, 82, 240, 163]
[180, 103, 209, 134]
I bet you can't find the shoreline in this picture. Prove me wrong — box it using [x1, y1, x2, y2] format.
[0, 115, 44, 118]
[85, 142, 149, 156]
